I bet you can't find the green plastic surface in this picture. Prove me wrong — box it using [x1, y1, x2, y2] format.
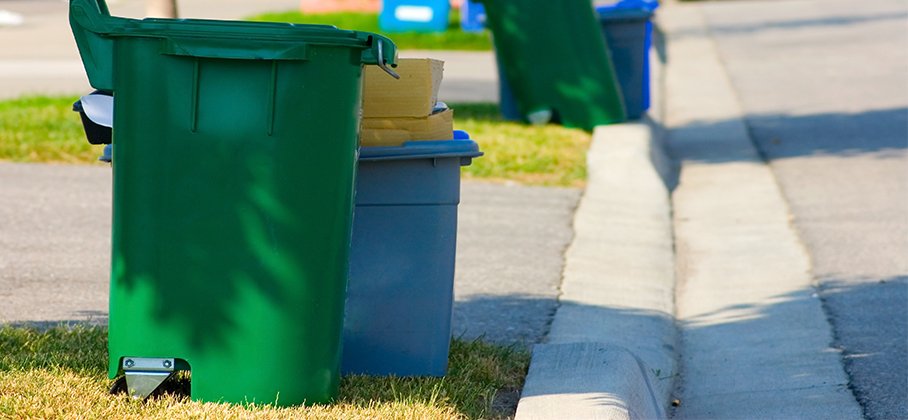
[70, 0, 397, 406]
[70, 0, 397, 90]
[478, 0, 626, 130]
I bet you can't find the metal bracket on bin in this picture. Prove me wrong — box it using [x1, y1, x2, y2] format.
[122, 357, 176, 399]
[376, 40, 400, 80]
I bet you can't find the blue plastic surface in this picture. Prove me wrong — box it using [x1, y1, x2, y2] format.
[597, 0, 656, 115]
[643, 21, 653, 110]
[460, 0, 486, 32]
[498, 62, 521, 121]
[596, 0, 659, 13]
[359, 130, 480, 162]
[380, 0, 450, 33]
[596, 7, 653, 119]
[343, 133, 481, 376]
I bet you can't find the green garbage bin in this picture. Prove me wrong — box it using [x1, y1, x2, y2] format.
[477, 0, 626, 130]
[70, 0, 398, 406]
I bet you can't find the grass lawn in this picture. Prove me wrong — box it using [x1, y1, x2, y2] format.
[247, 10, 492, 51]
[0, 96, 105, 164]
[451, 103, 590, 188]
[0, 325, 529, 419]
[0, 97, 590, 188]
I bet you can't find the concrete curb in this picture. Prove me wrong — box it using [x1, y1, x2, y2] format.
[514, 10, 679, 416]
[516, 343, 668, 420]
[515, 56, 678, 418]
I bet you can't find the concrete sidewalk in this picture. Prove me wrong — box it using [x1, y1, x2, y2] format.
[0, 0, 301, 99]
[0, 0, 497, 101]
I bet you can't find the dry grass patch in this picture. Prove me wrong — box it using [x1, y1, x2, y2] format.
[0, 325, 529, 419]
[0, 96, 105, 164]
[452, 103, 591, 188]
[0, 97, 590, 188]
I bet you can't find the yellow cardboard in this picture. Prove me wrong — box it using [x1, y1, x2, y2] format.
[361, 108, 454, 147]
[362, 58, 444, 118]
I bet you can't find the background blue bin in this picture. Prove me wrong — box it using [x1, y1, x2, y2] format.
[342, 131, 482, 376]
[460, 0, 486, 32]
[498, 0, 657, 121]
[380, 0, 451, 33]
[597, 0, 656, 118]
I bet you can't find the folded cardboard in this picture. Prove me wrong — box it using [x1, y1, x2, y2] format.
[362, 58, 444, 118]
[361, 108, 453, 147]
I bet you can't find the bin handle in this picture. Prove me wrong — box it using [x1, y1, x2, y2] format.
[70, 0, 119, 90]
[73, 0, 111, 19]
[376, 39, 400, 80]
[71, 0, 114, 30]
[92, 0, 111, 17]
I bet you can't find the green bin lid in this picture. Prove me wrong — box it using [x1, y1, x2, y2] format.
[70, 0, 398, 90]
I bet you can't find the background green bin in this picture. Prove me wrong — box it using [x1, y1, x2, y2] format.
[477, 0, 626, 130]
[70, 0, 397, 406]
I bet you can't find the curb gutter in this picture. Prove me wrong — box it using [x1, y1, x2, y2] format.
[514, 116, 677, 420]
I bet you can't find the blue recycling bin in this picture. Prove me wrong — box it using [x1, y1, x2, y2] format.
[596, 0, 657, 118]
[342, 131, 482, 376]
[460, 0, 486, 32]
[498, 0, 657, 120]
[380, 0, 450, 33]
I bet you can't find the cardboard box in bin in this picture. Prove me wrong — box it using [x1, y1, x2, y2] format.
[361, 108, 453, 147]
[362, 58, 444, 118]
[361, 58, 453, 146]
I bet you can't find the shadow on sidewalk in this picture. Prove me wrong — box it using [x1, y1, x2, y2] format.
[668, 107, 908, 165]
[708, 10, 908, 36]
[457, 281, 906, 417]
[672, 277, 907, 418]
[665, 8, 907, 41]
[454, 293, 677, 360]
[453, 294, 559, 349]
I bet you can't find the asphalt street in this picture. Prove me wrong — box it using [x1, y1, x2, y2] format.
[0, 163, 110, 325]
[0, 162, 579, 349]
[453, 182, 579, 346]
[697, 0, 908, 418]
[0, 0, 498, 102]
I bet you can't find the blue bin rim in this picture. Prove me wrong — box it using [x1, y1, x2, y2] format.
[359, 130, 483, 162]
[597, 7, 654, 22]
[597, 0, 659, 12]
[597, 0, 656, 21]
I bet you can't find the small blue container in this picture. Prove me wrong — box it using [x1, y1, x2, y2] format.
[497, 60, 520, 121]
[596, 0, 656, 119]
[380, 0, 451, 33]
[460, 0, 486, 32]
[342, 131, 482, 376]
